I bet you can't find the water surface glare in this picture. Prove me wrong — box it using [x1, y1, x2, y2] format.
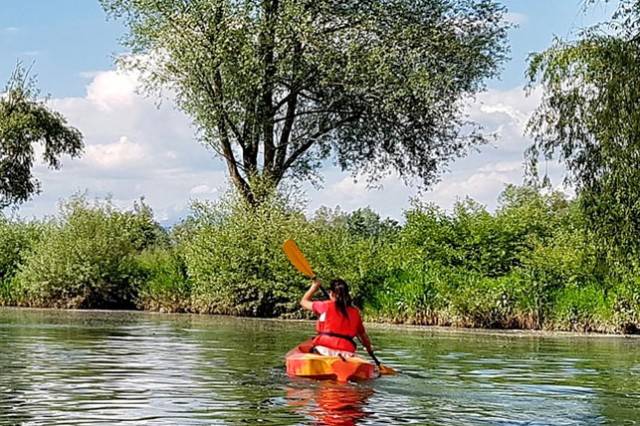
[1, 308, 639, 425]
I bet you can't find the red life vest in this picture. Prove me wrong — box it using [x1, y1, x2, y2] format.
[312, 301, 363, 353]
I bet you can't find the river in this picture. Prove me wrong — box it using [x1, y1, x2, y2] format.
[1, 308, 639, 425]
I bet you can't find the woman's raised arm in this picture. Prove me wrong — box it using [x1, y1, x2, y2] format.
[300, 279, 321, 311]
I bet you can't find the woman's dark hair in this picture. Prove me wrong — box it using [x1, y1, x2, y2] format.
[330, 279, 352, 317]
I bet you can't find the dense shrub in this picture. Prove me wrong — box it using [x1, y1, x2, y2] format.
[609, 273, 640, 334]
[306, 207, 393, 307]
[0, 217, 45, 304]
[182, 189, 312, 317]
[136, 247, 190, 312]
[550, 284, 609, 332]
[366, 184, 626, 332]
[14, 196, 164, 308]
[1, 184, 639, 334]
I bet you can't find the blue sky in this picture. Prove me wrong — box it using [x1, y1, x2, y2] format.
[0, 1, 620, 222]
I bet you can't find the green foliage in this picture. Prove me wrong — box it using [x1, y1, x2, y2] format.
[306, 208, 391, 307]
[0, 63, 83, 207]
[551, 284, 609, 332]
[526, 1, 640, 260]
[369, 261, 451, 324]
[609, 272, 640, 333]
[182, 187, 312, 316]
[101, 0, 510, 203]
[345, 207, 399, 239]
[14, 196, 163, 308]
[0, 216, 45, 304]
[397, 185, 570, 277]
[1, 185, 639, 334]
[369, 184, 615, 331]
[136, 247, 190, 312]
[180, 188, 394, 317]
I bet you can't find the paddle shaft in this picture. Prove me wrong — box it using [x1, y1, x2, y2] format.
[366, 348, 382, 367]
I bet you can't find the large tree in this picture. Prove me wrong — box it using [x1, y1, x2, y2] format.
[101, 0, 509, 203]
[526, 0, 640, 260]
[0, 64, 83, 208]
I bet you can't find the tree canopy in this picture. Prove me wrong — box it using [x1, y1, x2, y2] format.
[101, 0, 510, 203]
[526, 0, 640, 260]
[0, 64, 83, 208]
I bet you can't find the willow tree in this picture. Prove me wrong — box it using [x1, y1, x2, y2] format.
[102, 0, 509, 203]
[0, 64, 83, 208]
[526, 0, 640, 259]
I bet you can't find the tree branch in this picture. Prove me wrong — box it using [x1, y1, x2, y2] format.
[273, 107, 349, 123]
[275, 115, 360, 181]
[260, 0, 278, 175]
[274, 40, 302, 174]
[272, 67, 318, 111]
[218, 116, 253, 203]
[240, 96, 259, 175]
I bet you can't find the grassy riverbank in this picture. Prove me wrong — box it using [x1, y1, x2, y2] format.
[1, 185, 639, 334]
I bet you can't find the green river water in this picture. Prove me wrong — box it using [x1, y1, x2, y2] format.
[1, 308, 639, 425]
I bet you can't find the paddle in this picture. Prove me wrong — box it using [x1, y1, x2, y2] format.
[282, 239, 397, 376]
[366, 348, 396, 375]
[282, 239, 329, 299]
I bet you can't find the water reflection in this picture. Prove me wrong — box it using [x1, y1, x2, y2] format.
[287, 380, 375, 426]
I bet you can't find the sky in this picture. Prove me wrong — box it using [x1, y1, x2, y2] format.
[0, 0, 620, 224]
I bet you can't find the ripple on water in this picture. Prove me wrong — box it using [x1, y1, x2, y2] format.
[1, 309, 640, 425]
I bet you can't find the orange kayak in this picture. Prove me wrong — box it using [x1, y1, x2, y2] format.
[285, 342, 378, 382]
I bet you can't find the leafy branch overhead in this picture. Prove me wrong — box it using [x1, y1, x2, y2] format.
[101, 0, 510, 202]
[0, 64, 83, 208]
[526, 0, 640, 258]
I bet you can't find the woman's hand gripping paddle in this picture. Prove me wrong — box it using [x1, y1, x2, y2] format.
[282, 239, 397, 376]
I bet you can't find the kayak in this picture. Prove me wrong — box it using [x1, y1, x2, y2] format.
[285, 341, 378, 382]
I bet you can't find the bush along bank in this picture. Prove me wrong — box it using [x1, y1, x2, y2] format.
[1, 185, 638, 334]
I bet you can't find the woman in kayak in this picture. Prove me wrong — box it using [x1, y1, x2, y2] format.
[300, 278, 375, 358]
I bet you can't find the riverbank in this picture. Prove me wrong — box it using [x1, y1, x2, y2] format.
[2, 186, 639, 335]
[3, 306, 638, 340]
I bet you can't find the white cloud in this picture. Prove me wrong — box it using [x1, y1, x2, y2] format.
[84, 136, 146, 169]
[306, 85, 565, 218]
[16, 66, 566, 224]
[79, 70, 101, 79]
[18, 67, 227, 224]
[306, 162, 523, 219]
[426, 170, 517, 208]
[478, 161, 523, 174]
[86, 70, 139, 111]
[479, 103, 528, 126]
[467, 86, 542, 145]
[3, 27, 19, 33]
[189, 184, 217, 195]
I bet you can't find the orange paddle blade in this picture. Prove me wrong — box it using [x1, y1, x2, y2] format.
[283, 239, 315, 278]
[379, 364, 397, 375]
